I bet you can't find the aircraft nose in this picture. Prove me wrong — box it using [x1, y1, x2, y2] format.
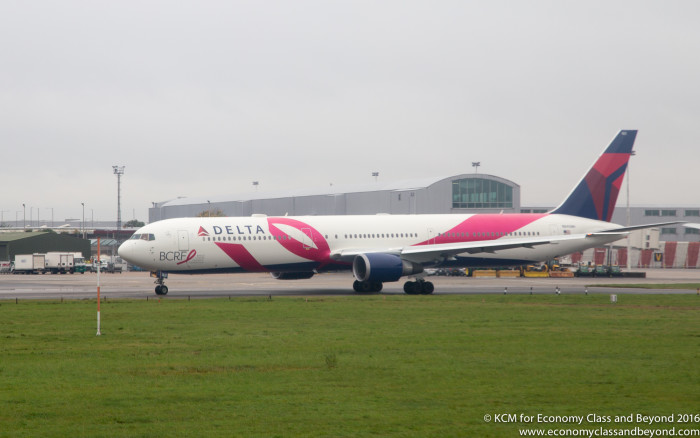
[117, 241, 132, 261]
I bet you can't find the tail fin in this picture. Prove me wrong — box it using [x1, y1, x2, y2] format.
[552, 130, 637, 221]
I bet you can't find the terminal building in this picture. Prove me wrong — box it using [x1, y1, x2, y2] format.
[521, 205, 700, 244]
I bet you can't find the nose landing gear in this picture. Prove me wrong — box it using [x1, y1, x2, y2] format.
[152, 271, 169, 295]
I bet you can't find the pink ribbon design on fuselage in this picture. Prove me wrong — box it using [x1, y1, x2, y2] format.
[177, 249, 197, 265]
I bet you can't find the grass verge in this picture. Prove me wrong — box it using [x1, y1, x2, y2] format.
[0, 294, 698, 437]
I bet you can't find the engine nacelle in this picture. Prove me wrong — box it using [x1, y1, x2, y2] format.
[270, 272, 315, 280]
[353, 253, 423, 283]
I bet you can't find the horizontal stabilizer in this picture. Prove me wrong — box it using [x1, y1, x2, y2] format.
[599, 221, 685, 233]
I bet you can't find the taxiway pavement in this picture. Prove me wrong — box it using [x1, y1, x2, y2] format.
[1, 269, 699, 300]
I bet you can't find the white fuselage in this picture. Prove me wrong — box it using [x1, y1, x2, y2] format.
[117, 213, 620, 274]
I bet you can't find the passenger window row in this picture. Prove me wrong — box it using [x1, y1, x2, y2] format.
[204, 235, 289, 242]
[201, 230, 541, 243]
[438, 231, 541, 237]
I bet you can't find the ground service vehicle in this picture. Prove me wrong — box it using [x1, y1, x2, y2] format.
[44, 252, 75, 274]
[13, 254, 46, 274]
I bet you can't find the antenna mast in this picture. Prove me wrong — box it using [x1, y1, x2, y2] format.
[112, 166, 125, 229]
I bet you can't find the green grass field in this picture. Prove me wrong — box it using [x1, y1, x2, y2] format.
[1, 295, 698, 437]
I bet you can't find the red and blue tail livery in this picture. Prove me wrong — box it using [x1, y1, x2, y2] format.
[553, 130, 636, 221]
[118, 129, 684, 295]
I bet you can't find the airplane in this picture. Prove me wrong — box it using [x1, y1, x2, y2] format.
[118, 130, 685, 295]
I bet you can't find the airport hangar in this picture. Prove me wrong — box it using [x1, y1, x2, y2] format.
[149, 174, 521, 221]
[0, 232, 91, 262]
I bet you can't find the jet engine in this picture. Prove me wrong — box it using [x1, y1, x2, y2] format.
[270, 272, 315, 280]
[353, 253, 423, 283]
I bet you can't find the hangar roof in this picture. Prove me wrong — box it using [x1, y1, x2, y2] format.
[159, 174, 518, 207]
[0, 232, 47, 242]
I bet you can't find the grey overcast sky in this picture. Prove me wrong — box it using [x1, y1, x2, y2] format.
[1, 0, 699, 225]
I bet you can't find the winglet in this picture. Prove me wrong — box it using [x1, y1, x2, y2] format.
[552, 130, 637, 222]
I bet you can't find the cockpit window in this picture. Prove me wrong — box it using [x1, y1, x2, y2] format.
[129, 233, 155, 241]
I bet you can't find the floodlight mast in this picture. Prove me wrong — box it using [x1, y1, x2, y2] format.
[113, 166, 125, 230]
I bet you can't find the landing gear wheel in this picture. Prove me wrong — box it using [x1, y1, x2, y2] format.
[404, 281, 420, 294]
[153, 271, 169, 295]
[353, 280, 383, 293]
[403, 280, 434, 295]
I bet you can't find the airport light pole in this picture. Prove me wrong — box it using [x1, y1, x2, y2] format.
[82, 203, 85, 239]
[372, 172, 379, 182]
[472, 162, 480, 173]
[626, 151, 635, 270]
[22, 203, 25, 229]
[113, 166, 125, 230]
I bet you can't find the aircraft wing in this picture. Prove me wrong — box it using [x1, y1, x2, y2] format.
[330, 234, 588, 264]
[399, 234, 587, 261]
[330, 247, 404, 261]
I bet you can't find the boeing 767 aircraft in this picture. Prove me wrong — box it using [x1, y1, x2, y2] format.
[118, 130, 682, 295]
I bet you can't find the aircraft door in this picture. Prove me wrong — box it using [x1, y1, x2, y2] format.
[427, 228, 436, 245]
[178, 230, 189, 251]
[301, 228, 313, 250]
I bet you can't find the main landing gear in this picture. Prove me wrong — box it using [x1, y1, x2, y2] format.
[353, 280, 383, 293]
[153, 271, 169, 295]
[403, 279, 434, 295]
[351, 279, 435, 294]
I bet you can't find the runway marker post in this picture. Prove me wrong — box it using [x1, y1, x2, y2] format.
[96, 238, 101, 336]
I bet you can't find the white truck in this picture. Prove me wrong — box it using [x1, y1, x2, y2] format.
[13, 254, 46, 274]
[44, 252, 75, 274]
